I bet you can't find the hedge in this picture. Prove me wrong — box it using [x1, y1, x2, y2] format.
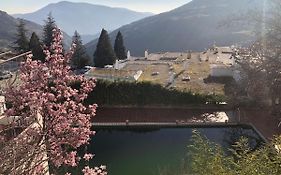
[83, 80, 226, 106]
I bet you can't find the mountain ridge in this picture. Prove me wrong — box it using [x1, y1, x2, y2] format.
[0, 10, 72, 50]
[85, 0, 263, 56]
[0, 10, 42, 48]
[13, 1, 154, 37]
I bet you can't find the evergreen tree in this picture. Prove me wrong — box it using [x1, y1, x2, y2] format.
[43, 13, 56, 47]
[183, 130, 281, 175]
[114, 31, 127, 60]
[71, 31, 90, 69]
[14, 19, 29, 53]
[29, 32, 46, 62]
[93, 29, 116, 68]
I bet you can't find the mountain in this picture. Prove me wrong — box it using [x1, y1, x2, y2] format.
[81, 33, 101, 44]
[86, 0, 264, 56]
[0, 10, 43, 48]
[14, 1, 153, 39]
[0, 10, 72, 50]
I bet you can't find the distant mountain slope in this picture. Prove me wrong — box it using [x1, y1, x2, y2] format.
[0, 10, 42, 48]
[86, 0, 264, 56]
[0, 10, 72, 50]
[14, 1, 153, 39]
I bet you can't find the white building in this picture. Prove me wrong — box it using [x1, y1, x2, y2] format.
[210, 64, 241, 82]
[210, 64, 233, 77]
[145, 50, 149, 58]
[127, 50, 131, 60]
[201, 45, 241, 81]
[200, 46, 236, 65]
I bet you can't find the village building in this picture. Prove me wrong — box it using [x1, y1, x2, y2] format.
[200, 45, 241, 81]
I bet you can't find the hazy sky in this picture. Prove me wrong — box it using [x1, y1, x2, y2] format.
[1, 0, 192, 14]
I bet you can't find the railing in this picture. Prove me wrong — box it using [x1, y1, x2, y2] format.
[0, 51, 12, 57]
[0, 51, 31, 72]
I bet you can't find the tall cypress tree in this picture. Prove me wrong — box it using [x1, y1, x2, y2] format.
[94, 29, 116, 68]
[114, 31, 127, 60]
[29, 32, 46, 62]
[71, 31, 90, 69]
[43, 13, 56, 48]
[14, 19, 29, 53]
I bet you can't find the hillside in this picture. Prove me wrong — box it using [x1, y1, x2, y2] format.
[14, 1, 153, 40]
[0, 10, 72, 50]
[86, 0, 263, 56]
[0, 10, 42, 48]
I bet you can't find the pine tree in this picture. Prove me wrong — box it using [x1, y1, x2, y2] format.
[14, 19, 29, 53]
[114, 31, 127, 60]
[71, 31, 90, 69]
[29, 32, 46, 62]
[94, 29, 116, 68]
[43, 13, 56, 47]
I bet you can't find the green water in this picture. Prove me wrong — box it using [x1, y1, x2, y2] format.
[81, 126, 262, 175]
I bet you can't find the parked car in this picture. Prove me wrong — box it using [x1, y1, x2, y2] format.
[182, 76, 191, 81]
[151, 72, 159, 76]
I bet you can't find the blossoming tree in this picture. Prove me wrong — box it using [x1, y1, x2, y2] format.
[0, 28, 106, 175]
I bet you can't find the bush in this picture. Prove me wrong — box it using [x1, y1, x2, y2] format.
[84, 80, 226, 106]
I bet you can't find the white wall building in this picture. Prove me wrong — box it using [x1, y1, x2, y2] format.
[210, 64, 233, 77]
[145, 50, 149, 58]
[127, 50, 131, 60]
[210, 64, 241, 82]
[201, 45, 241, 81]
[200, 46, 236, 65]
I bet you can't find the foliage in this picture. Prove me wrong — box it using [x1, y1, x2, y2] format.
[187, 130, 233, 175]
[14, 19, 29, 53]
[71, 31, 90, 69]
[43, 13, 57, 48]
[29, 32, 46, 62]
[93, 29, 116, 68]
[114, 31, 126, 60]
[186, 130, 281, 175]
[84, 80, 225, 106]
[0, 28, 106, 175]
[235, 0, 281, 108]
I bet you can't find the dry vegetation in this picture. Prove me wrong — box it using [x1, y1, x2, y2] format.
[87, 68, 137, 79]
[138, 64, 170, 86]
[174, 54, 225, 95]
[121, 53, 225, 95]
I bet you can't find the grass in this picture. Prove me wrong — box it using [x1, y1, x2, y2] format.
[121, 54, 226, 95]
[138, 64, 170, 86]
[172, 62, 185, 74]
[86, 68, 138, 81]
[173, 56, 225, 95]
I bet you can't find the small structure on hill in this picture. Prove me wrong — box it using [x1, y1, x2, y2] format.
[127, 50, 131, 60]
[202, 45, 241, 81]
[114, 60, 128, 70]
[145, 50, 149, 59]
[86, 68, 143, 82]
[200, 45, 236, 65]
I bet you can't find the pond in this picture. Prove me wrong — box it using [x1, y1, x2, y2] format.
[79, 125, 263, 175]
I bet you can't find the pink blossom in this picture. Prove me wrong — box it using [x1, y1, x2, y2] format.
[2, 27, 103, 174]
[82, 166, 107, 175]
[83, 153, 94, 161]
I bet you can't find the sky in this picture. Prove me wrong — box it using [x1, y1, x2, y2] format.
[1, 0, 192, 14]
